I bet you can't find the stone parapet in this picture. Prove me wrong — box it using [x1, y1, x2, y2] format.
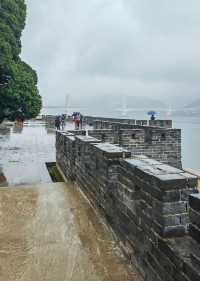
[189, 194, 200, 243]
[84, 115, 172, 128]
[44, 115, 173, 129]
[56, 131, 200, 281]
[83, 116, 136, 126]
[149, 119, 172, 128]
[56, 131, 76, 180]
[86, 126, 181, 168]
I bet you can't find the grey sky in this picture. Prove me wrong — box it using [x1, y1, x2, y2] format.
[21, 0, 200, 107]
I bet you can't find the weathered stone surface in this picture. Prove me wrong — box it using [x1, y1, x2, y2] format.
[189, 194, 200, 244]
[84, 116, 172, 128]
[83, 117, 181, 168]
[189, 193, 200, 212]
[56, 130, 200, 281]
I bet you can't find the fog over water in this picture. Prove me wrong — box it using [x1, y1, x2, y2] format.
[21, 1, 200, 169]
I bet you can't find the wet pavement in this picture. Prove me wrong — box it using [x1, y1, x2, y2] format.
[0, 121, 55, 186]
[0, 182, 142, 281]
[0, 121, 142, 281]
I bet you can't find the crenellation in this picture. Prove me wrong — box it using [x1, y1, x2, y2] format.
[84, 116, 172, 128]
[84, 118, 182, 168]
[189, 194, 200, 243]
[56, 121, 200, 280]
[149, 119, 173, 128]
[47, 115, 181, 167]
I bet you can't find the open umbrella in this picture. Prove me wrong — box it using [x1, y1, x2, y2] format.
[147, 111, 156, 116]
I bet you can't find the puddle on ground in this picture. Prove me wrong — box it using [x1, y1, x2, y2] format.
[0, 121, 55, 186]
[0, 121, 143, 280]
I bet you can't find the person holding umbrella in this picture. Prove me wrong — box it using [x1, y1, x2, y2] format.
[72, 112, 81, 129]
[148, 111, 156, 121]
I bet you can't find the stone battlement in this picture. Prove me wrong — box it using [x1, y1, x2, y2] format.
[45, 115, 181, 168]
[44, 115, 173, 129]
[83, 115, 173, 128]
[56, 131, 200, 281]
[72, 127, 181, 169]
[88, 126, 181, 169]
[84, 116, 181, 169]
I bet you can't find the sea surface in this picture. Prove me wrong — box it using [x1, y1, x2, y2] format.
[174, 117, 199, 169]
[41, 107, 199, 169]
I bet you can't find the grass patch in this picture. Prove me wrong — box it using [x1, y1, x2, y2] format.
[46, 162, 64, 182]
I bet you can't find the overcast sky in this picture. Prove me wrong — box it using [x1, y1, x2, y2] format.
[21, 0, 200, 107]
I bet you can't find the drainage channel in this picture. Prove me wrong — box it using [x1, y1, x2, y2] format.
[46, 162, 64, 182]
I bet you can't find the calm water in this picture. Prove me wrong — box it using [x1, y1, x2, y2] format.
[174, 117, 200, 169]
[41, 107, 200, 169]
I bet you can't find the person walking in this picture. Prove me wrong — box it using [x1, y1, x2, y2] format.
[72, 112, 80, 130]
[72, 112, 76, 129]
[61, 114, 66, 130]
[150, 114, 155, 121]
[74, 113, 80, 130]
[80, 113, 83, 129]
[55, 116, 61, 130]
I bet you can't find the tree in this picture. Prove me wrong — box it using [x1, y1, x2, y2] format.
[0, 0, 42, 122]
[0, 61, 42, 121]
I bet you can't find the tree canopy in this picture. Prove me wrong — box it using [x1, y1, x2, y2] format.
[0, 0, 42, 122]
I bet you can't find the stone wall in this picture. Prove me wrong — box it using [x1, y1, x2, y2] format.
[44, 115, 172, 129]
[56, 132, 76, 180]
[56, 131, 200, 281]
[84, 116, 172, 128]
[87, 125, 181, 168]
[149, 119, 172, 128]
[189, 194, 200, 243]
[88, 129, 118, 144]
[83, 116, 136, 126]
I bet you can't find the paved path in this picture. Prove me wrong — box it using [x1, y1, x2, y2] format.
[0, 121, 55, 186]
[0, 182, 142, 281]
[0, 122, 142, 280]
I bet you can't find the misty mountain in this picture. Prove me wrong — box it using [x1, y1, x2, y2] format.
[121, 96, 166, 109]
[185, 99, 200, 109]
[69, 95, 166, 110]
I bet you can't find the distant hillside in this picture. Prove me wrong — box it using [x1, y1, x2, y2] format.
[185, 99, 200, 109]
[69, 95, 166, 110]
[123, 96, 166, 109]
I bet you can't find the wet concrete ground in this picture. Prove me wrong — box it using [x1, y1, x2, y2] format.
[0, 121, 55, 186]
[0, 121, 142, 280]
[0, 182, 142, 280]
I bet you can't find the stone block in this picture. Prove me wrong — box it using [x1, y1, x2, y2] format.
[56, 125, 200, 281]
[189, 224, 200, 243]
[189, 208, 200, 229]
[189, 194, 200, 212]
[183, 261, 200, 281]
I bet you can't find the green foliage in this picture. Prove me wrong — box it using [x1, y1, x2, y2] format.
[0, 0, 42, 122]
[0, 61, 42, 121]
